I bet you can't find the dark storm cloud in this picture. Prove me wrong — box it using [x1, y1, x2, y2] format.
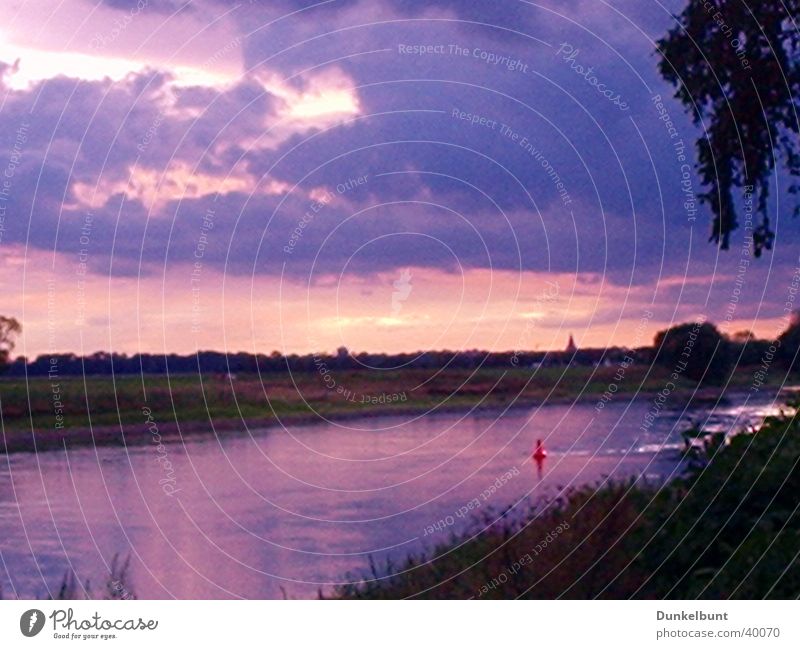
[1, 0, 798, 315]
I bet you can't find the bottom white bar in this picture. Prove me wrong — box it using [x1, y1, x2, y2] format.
[0, 600, 796, 648]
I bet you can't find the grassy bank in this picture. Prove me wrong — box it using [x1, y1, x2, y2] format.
[0, 364, 786, 453]
[0, 555, 135, 600]
[334, 405, 800, 599]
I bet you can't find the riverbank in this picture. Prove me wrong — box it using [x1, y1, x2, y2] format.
[334, 403, 800, 599]
[0, 365, 789, 453]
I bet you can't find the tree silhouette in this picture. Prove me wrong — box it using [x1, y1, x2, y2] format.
[654, 321, 732, 384]
[778, 309, 800, 370]
[0, 316, 21, 369]
[657, 1, 800, 255]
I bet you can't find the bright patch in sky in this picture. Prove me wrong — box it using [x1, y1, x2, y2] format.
[0, 38, 235, 89]
[71, 162, 293, 211]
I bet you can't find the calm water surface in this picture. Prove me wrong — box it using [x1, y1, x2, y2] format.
[0, 391, 787, 598]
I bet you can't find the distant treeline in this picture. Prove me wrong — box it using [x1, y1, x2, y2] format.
[6, 347, 646, 377]
[2, 328, 785, 377]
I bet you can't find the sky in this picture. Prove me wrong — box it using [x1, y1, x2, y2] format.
[0, 0, 797, 359]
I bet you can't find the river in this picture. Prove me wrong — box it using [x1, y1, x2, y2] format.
[0, 390, 788, 598]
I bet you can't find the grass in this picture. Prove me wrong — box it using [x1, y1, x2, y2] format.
[1, 555, 135, 600]
[334, 404, 800, 599]
[0, 364, 783, 452]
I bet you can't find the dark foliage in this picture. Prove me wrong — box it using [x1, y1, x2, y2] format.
[653, 321, 733, 384]
[658, 0, 800, 254]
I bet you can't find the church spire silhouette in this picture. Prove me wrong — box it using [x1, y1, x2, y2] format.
[565, 333, 577, 354]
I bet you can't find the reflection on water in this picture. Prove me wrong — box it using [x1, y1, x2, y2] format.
[0, 390, 788, 599]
